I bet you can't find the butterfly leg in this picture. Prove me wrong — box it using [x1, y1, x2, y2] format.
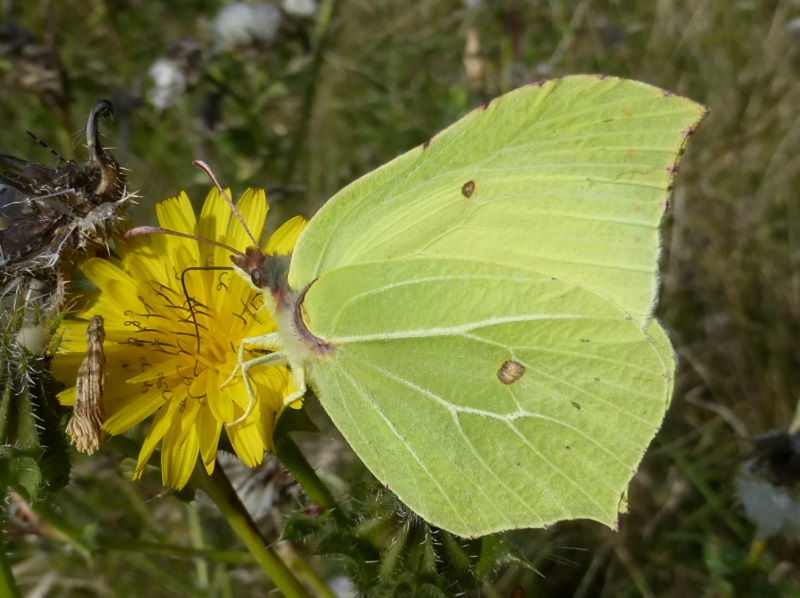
[221, 332, 282, 389]
[226, 349, 287, 427]
[223, 332, 307, 427]
[281, 362, 306, 408]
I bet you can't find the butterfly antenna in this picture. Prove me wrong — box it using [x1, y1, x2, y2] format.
[26, 131, 67, 163]
[193, 160, 259, 247]
[125, 225, 245, 258]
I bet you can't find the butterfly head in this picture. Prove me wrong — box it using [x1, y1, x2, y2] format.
[230, 246, 292, 311]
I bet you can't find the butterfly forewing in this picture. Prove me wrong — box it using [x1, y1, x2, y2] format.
[289, 76, 706, 324]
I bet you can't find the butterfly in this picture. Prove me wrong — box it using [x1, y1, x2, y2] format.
[219, 75, 706, 537]
[0, 100, 131, 318]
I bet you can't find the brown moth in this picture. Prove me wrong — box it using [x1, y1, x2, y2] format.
[65, 315, 106, 454]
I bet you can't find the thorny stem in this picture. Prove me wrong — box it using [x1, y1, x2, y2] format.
[275, 433, 348, 528]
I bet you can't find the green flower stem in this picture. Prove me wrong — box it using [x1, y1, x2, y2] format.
[190, 462, 311, 597]
[0, 506, 22, 598]
[108, 439, 331, 592]
[109, 437, 326, 591]
[275, 541, 338, 598]
[275, 433, 348, 528]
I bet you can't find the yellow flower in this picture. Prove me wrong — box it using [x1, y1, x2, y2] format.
[53, 188, 306, 489]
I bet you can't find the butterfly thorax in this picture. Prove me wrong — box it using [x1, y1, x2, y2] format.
[231, 247, 334, 364]
[230, 246, 292, 305]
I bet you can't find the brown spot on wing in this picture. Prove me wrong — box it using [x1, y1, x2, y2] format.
[461, 180, 475, 198]
[497, 360, 525, 385]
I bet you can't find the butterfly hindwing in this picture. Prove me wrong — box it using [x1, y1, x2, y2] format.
[300, 258, 674, 535]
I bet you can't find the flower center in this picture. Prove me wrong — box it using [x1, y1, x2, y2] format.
[118, 265, 268, 399]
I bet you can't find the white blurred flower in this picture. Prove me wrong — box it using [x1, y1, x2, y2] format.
[282, 0, 316, 17]
[463, 0, 482, 8]
[328, 576, 357, 598]
[148, 58, 186, 112]
[735, 431, 800, 539]
[213, 2, 283, 50]
[786, 16, 800, 39]
[736, 461, 800, 538]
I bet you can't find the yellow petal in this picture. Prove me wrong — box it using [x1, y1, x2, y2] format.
[211, 373, 236, 424]
[227, 417, 266, 468]
[198, 187, 226, 242]
[83, 257, 136, 293]
[104, 387, 165, 434]
[157, 192, 197, 236]
[162, 425, 200, 489]
[264, 215, 307, 255]
[58, 386, 77, 407]
[197, 406, 222, 475]
[134, 403, 175, 479]
[234, 188, 268, 249]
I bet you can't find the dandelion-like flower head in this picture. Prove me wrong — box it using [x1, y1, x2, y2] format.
[54, 188, 305, 488]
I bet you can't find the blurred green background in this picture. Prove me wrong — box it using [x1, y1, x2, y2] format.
[2, 0, 799, 596]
